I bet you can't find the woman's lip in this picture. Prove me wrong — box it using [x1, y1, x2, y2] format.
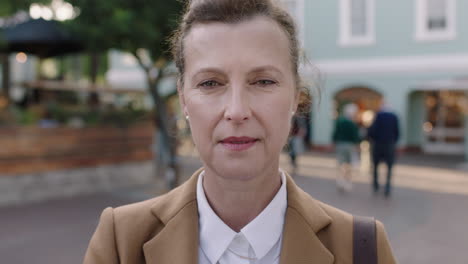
[221, 140, 258, 151]
[219, 137, 259, 152]
[220, 136, 257, 143]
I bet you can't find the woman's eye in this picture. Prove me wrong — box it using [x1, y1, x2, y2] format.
[254, 79, 277, 86]
[198, 80, 221, 88]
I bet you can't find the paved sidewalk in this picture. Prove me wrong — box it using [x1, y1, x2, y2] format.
[0, 153, 467, 263]
[293, 175, 468, 264]
[283, 152, 468, 196]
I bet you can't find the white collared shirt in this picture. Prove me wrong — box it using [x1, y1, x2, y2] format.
[197, 171, 287, 264]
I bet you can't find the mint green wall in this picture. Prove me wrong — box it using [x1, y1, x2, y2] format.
[407, 92, 426, 146]
[305, 0, 468, 60]
[302, 0, 467, 156]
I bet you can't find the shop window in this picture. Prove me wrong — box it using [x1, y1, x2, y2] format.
[423, 91, 465, 154]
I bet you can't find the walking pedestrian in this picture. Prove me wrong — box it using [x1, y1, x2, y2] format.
[84, 1, 396, 263]
[368, 104, 400, 197]
[332, 103, 360, 191]
[288, 114, 307, 173]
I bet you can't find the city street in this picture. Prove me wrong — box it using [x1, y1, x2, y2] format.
[1, 1, 467, 264]
[1, 153, 468, 263]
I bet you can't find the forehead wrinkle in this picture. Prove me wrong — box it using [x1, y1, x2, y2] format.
[248, 65, 285, 78]
[183, 16, 293, 81]
[193, 67, 227, 78]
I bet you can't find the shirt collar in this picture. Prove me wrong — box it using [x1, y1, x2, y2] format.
[197, 170, 287, 263]
[197, 172, 237, 264]
[241, 171, 287, 259]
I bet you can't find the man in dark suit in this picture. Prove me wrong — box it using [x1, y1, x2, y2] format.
[368, 106, 400, 197]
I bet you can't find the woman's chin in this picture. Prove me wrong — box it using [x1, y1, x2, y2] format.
[208, 164, 263, 182]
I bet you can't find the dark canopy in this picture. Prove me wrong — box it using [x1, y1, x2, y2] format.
[1, 18, 83, 58]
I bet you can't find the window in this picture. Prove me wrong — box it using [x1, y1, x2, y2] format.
[339, 0, 375, 46]
[415, 0, 456, 41]
[278, 0, 305, 46]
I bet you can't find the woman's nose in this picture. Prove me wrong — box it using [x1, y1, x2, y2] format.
[224, 87, 252, 123]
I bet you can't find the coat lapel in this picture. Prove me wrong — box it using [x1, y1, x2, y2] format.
[142, 200, 199, 263]
[143, 169, 202, 264]
[141, 169, 335, 264]
[279, 174, 335, 264]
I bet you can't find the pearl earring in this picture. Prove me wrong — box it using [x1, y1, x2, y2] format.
[185, 115, 189, 120]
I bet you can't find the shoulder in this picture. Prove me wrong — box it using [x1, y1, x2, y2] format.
[111, 196, 163, 231]
[84, 173, 200, 263]
[111, 180, 197, 234]
[336, 117, 346, 123]
[83, 195, 170, 264]
[92, 195, 168, 251]
[111, 171, 199, 228]
[90, 195, 164, 234]
[315, 201, 396, 264]
[289, 190, 395, 264]
[318, 200, 354, 225]
[314, 201, 355, 254]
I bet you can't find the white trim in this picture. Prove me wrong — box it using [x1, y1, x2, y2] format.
[305, 53, 468, 75]
[415, 0, 457, 42]
[415, 79, 468, 91]
[339, 0, 375, 46]
[423, 143, 465, 154]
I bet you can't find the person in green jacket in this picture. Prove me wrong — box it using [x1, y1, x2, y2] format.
[332, 103, 360, 191]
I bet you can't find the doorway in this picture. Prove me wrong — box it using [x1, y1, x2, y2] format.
[422, 91, 466, 154]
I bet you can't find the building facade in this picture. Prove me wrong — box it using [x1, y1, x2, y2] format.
[283, 0, 468, 158]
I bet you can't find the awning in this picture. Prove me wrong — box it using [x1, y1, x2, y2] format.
[1, 18, 83, 58]
[415, 78, 468, 91]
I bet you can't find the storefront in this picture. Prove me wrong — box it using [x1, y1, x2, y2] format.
[415, 79, 468, 155]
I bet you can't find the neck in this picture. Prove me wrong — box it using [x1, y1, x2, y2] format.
[202, 166, 282, 232]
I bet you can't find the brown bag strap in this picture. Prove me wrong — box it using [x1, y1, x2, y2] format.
[353, 215, 377, 264]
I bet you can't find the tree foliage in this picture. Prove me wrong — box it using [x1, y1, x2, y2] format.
[65, 0, 183, 63]
[0, 0, 52, 19]
[65, 0, 185, 188]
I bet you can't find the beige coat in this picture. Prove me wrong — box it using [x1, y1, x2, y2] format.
[84, 169, 396, 263]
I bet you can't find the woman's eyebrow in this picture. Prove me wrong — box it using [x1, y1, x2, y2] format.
[249, 65, 284, 77]
[193, 67, 225, 77]
[192, 65, 283, 79]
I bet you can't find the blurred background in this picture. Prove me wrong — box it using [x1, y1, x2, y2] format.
[0, 0, 467, 263]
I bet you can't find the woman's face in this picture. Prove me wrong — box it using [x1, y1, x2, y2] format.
[180, 16, 298, 181]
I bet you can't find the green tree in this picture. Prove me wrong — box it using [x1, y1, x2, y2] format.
[0, 1, 42, 17]
[64, 0, 114, 85]
[66, 0, 184, 187]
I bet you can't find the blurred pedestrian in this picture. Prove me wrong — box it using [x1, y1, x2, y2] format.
[332, 103, 360, 191]
[152, 108, 179, 189]
[368, 104, 400, 197]
[288, 114, 307, 173]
